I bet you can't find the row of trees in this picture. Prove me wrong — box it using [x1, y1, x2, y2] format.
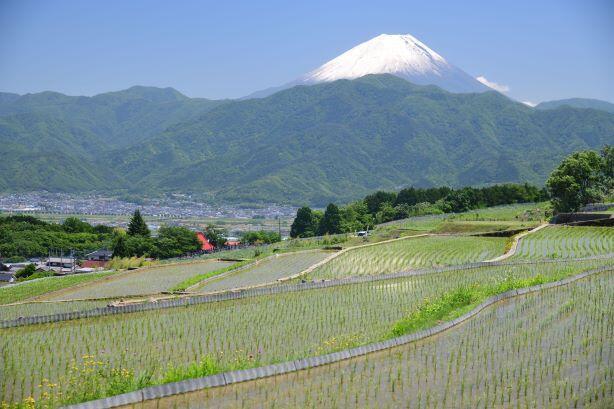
[241, 231, 282, 245]
[112, 210, 201, 259]
[0, 215, 113, 260]
[290, 146, 613, 238]
[290, 183, 548, 238]
[0, 210, 203, 261]
[290, 202, 372, 238]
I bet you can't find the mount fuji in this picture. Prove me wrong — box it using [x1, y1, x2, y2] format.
[247, 34, 490, 98]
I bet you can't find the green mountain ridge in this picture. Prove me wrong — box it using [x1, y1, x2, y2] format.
[112, 75, 614, 204]
[536, 98, 614, 113]
[1, 77, 613, 205]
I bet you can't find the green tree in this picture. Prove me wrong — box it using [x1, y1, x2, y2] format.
[127, 209, 150, 237]
[375, 202, 397, 224]
[290, 207, 319, 238]
[601, 145, 614, 193]
[242, 231, 281, 245]
[318, 203, 342, 235]
[111, 234, 129, 258]
[364, 191, 397, 215]
[204, 225, 227, 248]
[152, 226, 200, 258]
[341, 201, 373, 232]
[15, 264, 36, 279]
[62, 217, 93, 233]
[546, 150, 606, 212]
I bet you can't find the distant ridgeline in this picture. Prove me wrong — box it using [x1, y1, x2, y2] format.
[1, 76, 613, 205]
[290, 182, 548, 238]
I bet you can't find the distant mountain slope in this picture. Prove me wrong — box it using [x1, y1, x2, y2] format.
[0, 113, 120, 191]
[0, 86, 226, 148]
[245, 34, 488, 98]
[114, 75, 614, 204]
[536, 98, 614, 113]
[1, 76, 612, 204]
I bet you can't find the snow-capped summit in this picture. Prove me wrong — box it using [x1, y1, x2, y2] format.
[302, 34, 449, 82]
[246, 34, 489, 98]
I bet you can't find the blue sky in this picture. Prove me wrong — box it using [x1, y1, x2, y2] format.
[0, 0, 612, 103]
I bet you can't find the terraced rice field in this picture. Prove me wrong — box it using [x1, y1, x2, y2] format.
[194, 250, 333, 292]
[0, 300, 111, 321]
[144, 271, 613, 409]
[512, 226, 614, 259]
[307, 235, 507, 280]
[1, 258, 610, 404]
[39, 260, 233, 301]
[0, 271, 116, 305]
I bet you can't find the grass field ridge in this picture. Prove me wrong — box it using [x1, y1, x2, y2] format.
[483, 222, 549, 262]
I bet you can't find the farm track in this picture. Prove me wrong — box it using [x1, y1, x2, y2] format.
[62, 265, 614, 409]
[483, 223, 549, 262]
[2, 254, 612, 328]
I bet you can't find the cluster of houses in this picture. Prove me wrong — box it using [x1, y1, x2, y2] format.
[0, 231, 243, 285]
[0, 249, 114, 285]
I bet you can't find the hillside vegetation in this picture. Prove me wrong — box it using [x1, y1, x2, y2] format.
[1, 76, 613, 204]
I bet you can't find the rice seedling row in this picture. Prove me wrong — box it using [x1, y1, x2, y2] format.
[194, 250, 333, 292]
[140, 271, 613, 409]
[0, 272, 116, 305]
[39, 260, 234, 301]
[512, 226, 614, 259]
[0, 300, 111, 321]
[1, 258, 610, 404]
[307, 235, 507, 280]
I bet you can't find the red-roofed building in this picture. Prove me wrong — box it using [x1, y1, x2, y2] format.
[196, 232, 215, 251]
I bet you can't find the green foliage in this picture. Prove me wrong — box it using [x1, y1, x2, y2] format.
[20, 270, 54, 281]
[290, 182, 548, 232]
[318, 203, 342, 235]
[364, 191, 398, 214]
[340, 201, 373, 232]
[536, 97, 614, 113]
[241, 231, 281, 245]
[204, 225, 227, 248]
[546, 148, 611, 212]
[151, 226, 200, 259]
[0, 215, 112, 259]
[0, 87, 223, 193]
[111, 234, 129, 258]
[290, 207, 319, 238]
[112, 225, 200, 260]
[62, 217, 94, 233]
[1, 76, 613, 204]
[391, 286, 478, 336]
[14, 264, 37, 280]
[127, 209, 150, 237]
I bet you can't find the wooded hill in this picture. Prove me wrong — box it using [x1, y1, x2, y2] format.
[1, 75, 613, 205]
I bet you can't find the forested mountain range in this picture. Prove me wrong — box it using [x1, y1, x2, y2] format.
[535, 98, 614, 113]
[1, 76, 612, 205]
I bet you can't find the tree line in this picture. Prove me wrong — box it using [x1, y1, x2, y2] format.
[111, 210, 201, 259]
[290, 183, 547, 238]
[0, 215, 114, 261]
[0, 210, 202, 261]
[290, 146, 613, 238]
